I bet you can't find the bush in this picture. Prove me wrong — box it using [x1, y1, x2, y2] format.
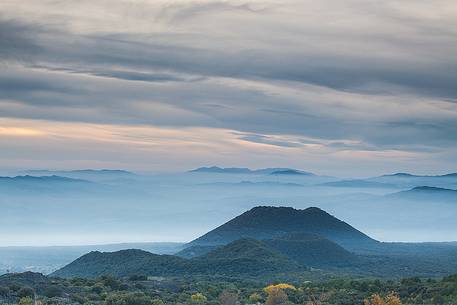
[91, 284, 104, 294]
[191, 293, 207, 303]
[18, 287, 35, 298]
[8, 284, 21, 292]
[0, 286, 10, 296]
[101, 276, 122, 290]
[265, 288, 288, 305]
[105, 292, 158, 305]
[43, 286, 63, 298]
[219, 290, 239, 305]
[71, 293, 88, 304]
[129, 275, 148, 281]
[18, 297, 33, 305]
[248, 292, 262, 303]
[364, 293, 402, 305]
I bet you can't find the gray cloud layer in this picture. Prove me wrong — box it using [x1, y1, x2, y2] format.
[0, 0, 456, 172]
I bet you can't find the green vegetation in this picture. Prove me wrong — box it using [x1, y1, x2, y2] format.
[2, 272, 457, 305]
[50, 207, 457, 280]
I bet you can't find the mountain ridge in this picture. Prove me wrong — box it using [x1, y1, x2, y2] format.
[189, 206, 378, 251]
[189, 166, 314, 175]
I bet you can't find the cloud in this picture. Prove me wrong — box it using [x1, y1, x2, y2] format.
[0, 18, 42, 62]
[237, 133, 304, 148]
[0, 1, 456, 173]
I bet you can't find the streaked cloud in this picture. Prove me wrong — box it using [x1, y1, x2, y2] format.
[0, 0, 456, 175]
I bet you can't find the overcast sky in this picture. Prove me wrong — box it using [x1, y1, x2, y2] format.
[1, 0, 456, 176]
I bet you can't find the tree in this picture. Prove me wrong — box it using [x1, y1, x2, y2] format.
[191, 293, 207, 303]
[265, 288, 288, 305]
[248, 293, 262, 304]
[364, 293, 402, 305]
[101, 276, 122, 290]
[264, 284, 296, 294]
[43, 286, 63, 298]
[263, 283, 296, 305]
[129, 275, 147, 281]
[105, 292, 158, 305]
[0, 286, 9, 297]
[91, 284, 104, 294]
[18, 287, 34, 298]
[18, 297, 33, 305]
[219, 290, 239, 305]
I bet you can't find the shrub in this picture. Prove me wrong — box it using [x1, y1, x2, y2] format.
[91, 284, 104, 294]
[101, 276, 122, 290]
[191, 293, 207, 303]
[71, 293, 88, 304]
[0, 286, 9, 296]
[43, 286, 63, 298]
[129, 275, 148, 281]
[18, 297, 33, 305]
[248, 292, 262, 304]
[265, 288, 288, 305]
[364, 293, 402, 305]
[264, 284, 296, 294]
[219, 290, 239, 305]
[18, 287, 35, 298]
[105, 292, 157, 305]
[9, 284, 21, 292]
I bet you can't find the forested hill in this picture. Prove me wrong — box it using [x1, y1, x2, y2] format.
[189, 206, 378, 251]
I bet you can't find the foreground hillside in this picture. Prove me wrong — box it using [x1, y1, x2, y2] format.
[2, 271, 457, 305]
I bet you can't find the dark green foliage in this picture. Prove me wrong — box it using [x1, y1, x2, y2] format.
[105, 292, 162, 305]
[189, 206, 378, 251]
[53, 240, 304, 278]
[52, 249, 188, 278]
[175, 245, 219, 259]
[0, 271, 50, 287]
[129, 275, 148, 281]
[194, 239, 304, 276]
[8, 284, 21, 292]
[51, 207, 457, 279]
[3, 272, 457, 305]
[91, 284, 104, 294]
[70, 293, 88, 304]
[17, 287, 34, 298]
[101, 275, 122, 290]
[264, 233, 356, 267]
[43, 285, 62, 298]
[0, 286, 9, 296]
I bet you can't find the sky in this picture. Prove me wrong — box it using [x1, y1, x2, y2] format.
[1, 0, 457, 177]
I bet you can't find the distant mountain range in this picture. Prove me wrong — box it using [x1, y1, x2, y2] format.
[269, 169, 314, 176]
[23, 169, 135, 182]
[199, 181, 304, 187]
[319, 172, 457, 190]
[380, 172, 457, 178]
[370, 173, 457, 186]
[0, 175, 90, 184]
[388, 186, 457, 201]
[26, 169, 134, 176]
[0, 175, 94, 194]
[189, 166, 314, 175]
[320, 179, 397, 189]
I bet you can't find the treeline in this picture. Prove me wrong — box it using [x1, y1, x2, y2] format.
[1, 273, 457, 305]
